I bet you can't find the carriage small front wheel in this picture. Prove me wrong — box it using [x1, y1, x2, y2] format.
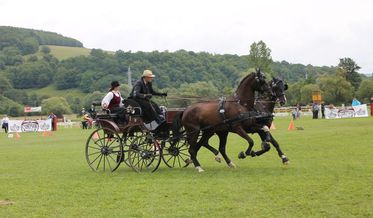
[125, 126, 162, 173]
[85, 127, 124, 172]
[161, 135, 191, 168]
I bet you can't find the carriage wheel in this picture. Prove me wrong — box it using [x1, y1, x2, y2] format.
[85, 127, 124, 172]
[161, 135, 191, 168]
[126, 127, 162, 173]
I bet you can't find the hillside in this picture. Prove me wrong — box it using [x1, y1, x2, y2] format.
[0, 26, 83, 55]
[46, 45, 91, 60]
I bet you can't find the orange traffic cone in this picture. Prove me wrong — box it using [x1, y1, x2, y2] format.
[42, 131, 53, 137]
[15, 132, 21, 139]
[270, 122, 276, 130]
[288, 119, 295, 131]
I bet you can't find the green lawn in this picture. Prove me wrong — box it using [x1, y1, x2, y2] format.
[0, 116, 372, 217]
[47, 45, 91, 60]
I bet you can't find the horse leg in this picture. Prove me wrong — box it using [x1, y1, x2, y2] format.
[233, 126, 257, 165]
[215, 132, 236, 168]
[238, 133, 255, 159]
[267, 132, 290, 165]
[251, 130, 271, 157]
[200, 131, 222, 163]
[187, 130, 204, 172]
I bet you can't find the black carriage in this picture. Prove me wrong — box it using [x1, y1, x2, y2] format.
[85, 99, 190, 173]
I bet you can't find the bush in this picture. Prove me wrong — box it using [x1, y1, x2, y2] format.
[41, 97, 72, 117]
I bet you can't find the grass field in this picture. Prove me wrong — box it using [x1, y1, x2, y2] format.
[0, 116, 372, 217]
[46, 45, 91, 60]
[43, 45, 115, 60]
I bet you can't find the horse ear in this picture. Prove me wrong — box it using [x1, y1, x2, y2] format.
[271, 80, 276, 87]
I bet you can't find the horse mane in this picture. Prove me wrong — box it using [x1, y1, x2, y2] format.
[237, 72, 255, 89]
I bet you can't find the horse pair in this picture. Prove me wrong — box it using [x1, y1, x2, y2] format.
[172, 71, 289, 172]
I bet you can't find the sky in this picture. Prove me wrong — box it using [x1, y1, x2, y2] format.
[1, 0, 373, 74]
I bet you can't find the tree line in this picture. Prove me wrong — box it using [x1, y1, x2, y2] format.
[0, 26, 83, 56]
[0, 28, 372, 116]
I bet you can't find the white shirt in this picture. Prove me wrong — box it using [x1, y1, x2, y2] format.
[2, 117, 9, 124]
[101, 91, 124, 109]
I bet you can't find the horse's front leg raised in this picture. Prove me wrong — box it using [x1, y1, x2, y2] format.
[251, 130, 271, 157]
[233, 126, 257, 166]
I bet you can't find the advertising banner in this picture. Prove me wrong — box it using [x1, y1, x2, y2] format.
[8, 119, 52, 133]
[325, 104, 369, 119]
[24, 107, 42, 113]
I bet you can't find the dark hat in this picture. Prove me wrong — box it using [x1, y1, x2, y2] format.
[110, 81, 120, 91]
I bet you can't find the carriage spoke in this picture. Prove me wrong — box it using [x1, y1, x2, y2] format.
[88, 151, 102, 156]
[177, 155, 182, 168]
[89, 153, 102, 165]
[106, 156, 113, 171]
[95, 154, 104, 170]
[88, 145, 101, 151]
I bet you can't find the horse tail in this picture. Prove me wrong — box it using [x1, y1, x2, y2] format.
[172, 110, 184, 141]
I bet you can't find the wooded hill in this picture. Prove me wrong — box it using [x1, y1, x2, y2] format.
[1, 26, 371, 116]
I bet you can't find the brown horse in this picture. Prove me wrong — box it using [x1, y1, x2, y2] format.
[172, 71, 269, 172]
[201, 77, 289, 166]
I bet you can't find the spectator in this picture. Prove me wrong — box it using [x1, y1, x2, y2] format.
[321, 102, 325, 119]
[296, 103, 301, 119]
[291, 108, 297, 120]
[48, 112, 57, 131]
[88, 104, 96, 119]
[81, 113, 90, 129]
[352, 98, 361, 106]
[1, 114, 9, 133]
[312, 102, 319, 119]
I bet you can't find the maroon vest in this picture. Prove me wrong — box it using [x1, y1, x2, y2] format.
[108, 92, 121, 109]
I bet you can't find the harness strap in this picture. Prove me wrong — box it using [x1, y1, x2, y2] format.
[218, 97, 226, 121]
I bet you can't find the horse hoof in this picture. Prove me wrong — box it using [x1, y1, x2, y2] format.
[282, 156, 289, 165]
[195, 166, 205, 173]
[228, 162, 236, 168]
[215, 154, 222, 163]
[184, 158, 193, 164]
[238, 152, 246, 159]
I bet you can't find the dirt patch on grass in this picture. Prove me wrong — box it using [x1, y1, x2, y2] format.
[0, 200, 15, 206]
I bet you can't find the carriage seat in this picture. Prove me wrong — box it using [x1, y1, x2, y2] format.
[122, 99, 143, 117]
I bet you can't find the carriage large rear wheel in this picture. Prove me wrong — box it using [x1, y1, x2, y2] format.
[126, 126, 162, 173]
[161, 134, 191, 168]
[85, 127, 124, 172]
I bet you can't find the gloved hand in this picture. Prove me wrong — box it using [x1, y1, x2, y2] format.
[145, 94, 152, 99]
[161, 92, 167, 97]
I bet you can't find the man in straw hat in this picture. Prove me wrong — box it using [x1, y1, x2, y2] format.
[101, 81, 126, 123]
[129, 70, 167, 124]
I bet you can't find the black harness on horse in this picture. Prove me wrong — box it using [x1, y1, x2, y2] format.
[216, 96, 273, 129]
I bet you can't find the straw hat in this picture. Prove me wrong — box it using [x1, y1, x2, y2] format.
[142, 70, 155, 78]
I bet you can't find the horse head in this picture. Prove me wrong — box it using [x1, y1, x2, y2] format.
[253, 69, 270, 93]
[270, 77, 288, 106]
